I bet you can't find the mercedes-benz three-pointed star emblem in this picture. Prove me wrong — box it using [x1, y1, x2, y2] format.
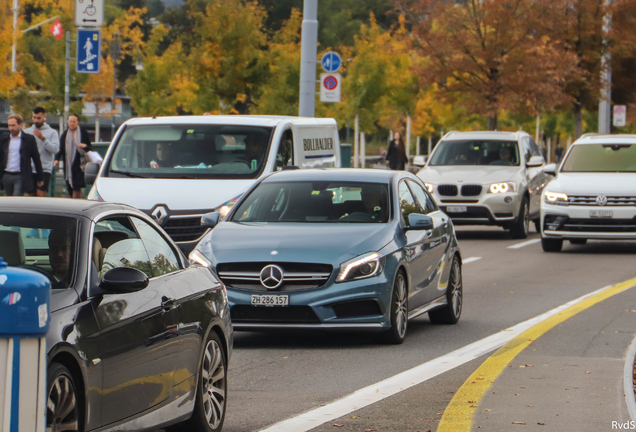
[260, 265, 284, 290]
[151, 205, 169, 226]
[596, 195, 608, 206]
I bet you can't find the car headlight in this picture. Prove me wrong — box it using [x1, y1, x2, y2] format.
[424, 183, 434, 193]
[337, 252, 384, 283]
[214, 195, 243, 219]
[189, 249, 212, 267]
[544, 191, 568, 205]
[489, 182, 517, 194]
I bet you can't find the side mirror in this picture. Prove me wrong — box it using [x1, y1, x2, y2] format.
[526, 155, 545, 168]
[407, 213, 434, 230]
[543, 163, 557, 176]
[85, 162, 100, 185]
[100, 267, 149, 293]
[412, 155, 427, 167]
[201, 211, 221, 228]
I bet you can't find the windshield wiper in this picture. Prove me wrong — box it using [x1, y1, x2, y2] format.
[109, 169, 147, 178]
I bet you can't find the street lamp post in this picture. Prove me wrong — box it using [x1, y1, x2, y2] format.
[111, 32, 119, 140]
[298, 0, 318, 117]
[11, 0, 18, 72]
[599, 0, 614, 134]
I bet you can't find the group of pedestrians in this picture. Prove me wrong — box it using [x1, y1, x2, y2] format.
[0, 108, 93, 198]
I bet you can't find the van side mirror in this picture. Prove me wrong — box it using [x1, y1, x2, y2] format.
[543, 163, 557, 176]
[201, 212, 221, 228]
[85, 162, 100, 184]
[412, 156, 427, 167]
[407, 213, 434, 230]
[526, 155, 545, 168]
[100, 267, 149, 293]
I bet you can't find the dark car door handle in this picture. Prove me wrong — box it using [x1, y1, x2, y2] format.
[161, 296, 177, 311]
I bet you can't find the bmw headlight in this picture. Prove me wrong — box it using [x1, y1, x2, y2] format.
[544, 191, 568, 205]
[424, 183, 435, 193]
[489, 182, 517, 194]
[214, 195, 243, 219]
[189, 249, 212, 267]
[337, 252, 384, 283]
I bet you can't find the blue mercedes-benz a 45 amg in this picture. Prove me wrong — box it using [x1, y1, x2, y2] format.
[190, 168, 463, 343]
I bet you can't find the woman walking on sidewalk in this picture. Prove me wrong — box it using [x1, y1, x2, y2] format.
[385, 131, 408, 170]
[54, 114, 93, 198]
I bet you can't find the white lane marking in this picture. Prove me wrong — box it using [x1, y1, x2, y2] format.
[623, 334, 636, 422]
[259, 284, 618, 432]
[462, 257, 482, 264]
[508, 238, 541, 249]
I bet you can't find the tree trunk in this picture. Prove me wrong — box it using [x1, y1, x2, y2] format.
[487, 115, 498, 131]
[573, 103, 583, 139]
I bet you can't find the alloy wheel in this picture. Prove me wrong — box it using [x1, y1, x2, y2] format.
[395, 273, 408, 338]
[201, 339, 227, 429]
[523, 202, 529, 236]
[47, 375, 79, 432]
[451, 260, 462, 318]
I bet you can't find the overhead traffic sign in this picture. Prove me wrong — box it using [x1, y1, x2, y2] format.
[320, 73, 341, 103]
[74, 0, 104, 27]
[613, 105, 627, 127]
[76, 29, 101, 74]
[321, 52, 341, 73]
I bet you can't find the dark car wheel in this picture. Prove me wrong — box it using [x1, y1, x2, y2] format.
[541, 238, 563, 252]
[429, 255, 463, 324]
[169, 331, 227, 432]
[510, 196, 529, 239]
[47, 363, 81, 432]
[381, 271, 408, 344]
[569, 239, 587, 245]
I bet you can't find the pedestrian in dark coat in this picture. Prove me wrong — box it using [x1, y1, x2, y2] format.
[385, 131, 408, 170]
[55, 113, 93, 198]
[0, 114, 44, 196]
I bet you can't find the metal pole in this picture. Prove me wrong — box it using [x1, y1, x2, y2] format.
[298, 0, 318, 117]
[416, 136, 420, 156]
[64, 31, 70, 130]
[354, 115, 359, 168]
[111, 32, 119, 139]
[599, 0, 613, 134]
[360, 132, 365, 168]
[11, 0, 18, 72]
[428, 136, 432, 156]
[535, 115, 540, 144]
[406, 115, 411, 161]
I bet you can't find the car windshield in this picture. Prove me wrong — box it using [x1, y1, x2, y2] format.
[232, 181, 390, 223]
[108, 124, 274, 179]
[430, 140, 520, 166]
[561, 144, 636, 172]
[0, 214, 78, 289]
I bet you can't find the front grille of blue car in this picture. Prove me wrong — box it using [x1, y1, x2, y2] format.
[217, 262, 333, 292]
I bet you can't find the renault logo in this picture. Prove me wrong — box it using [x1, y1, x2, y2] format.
[151, 205, 169, 226]
[260, 265, 284, 289]
[596, 195, 608, 206]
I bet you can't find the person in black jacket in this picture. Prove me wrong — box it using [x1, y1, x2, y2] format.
[54, 114, 93, 198]
[0, 114, 44, 196]
[385, 131, 408, 170]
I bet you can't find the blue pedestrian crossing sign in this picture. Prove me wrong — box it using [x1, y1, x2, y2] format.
[321, 52, 341, 73]
[76, 29, 101, 74]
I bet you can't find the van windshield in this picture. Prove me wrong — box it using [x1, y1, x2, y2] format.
[107, 125, 274, 179]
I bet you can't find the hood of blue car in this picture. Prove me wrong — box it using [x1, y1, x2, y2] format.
[198, 222, 397, 266]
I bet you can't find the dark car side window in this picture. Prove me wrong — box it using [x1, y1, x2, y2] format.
[407, 180, 437, 214]
[398, 181, 419, 227]
[95, 218, 153, 279]
[130, 217, 181, 277]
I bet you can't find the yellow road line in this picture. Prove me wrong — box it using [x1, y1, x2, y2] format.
[438, 276, 636, 432]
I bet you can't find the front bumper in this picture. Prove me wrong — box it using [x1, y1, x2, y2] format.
[541, 203, 636, 240]
[226, 273, 394, 331]
[431, 190, 521, 226]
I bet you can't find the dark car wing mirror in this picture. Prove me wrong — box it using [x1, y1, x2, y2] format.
[100, 267, 149, 293]
[201, 211, 221, 228]
[407, 213, 434, 230]
[84, 162, 100, 185]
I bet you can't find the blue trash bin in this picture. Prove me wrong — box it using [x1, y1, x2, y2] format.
[0, 257, 51, 432]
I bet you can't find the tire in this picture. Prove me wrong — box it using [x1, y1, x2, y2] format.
[510, 196, 530, 239]
[169, 331, 227, 432]
[541, 238, 563, 252]
[569, 239, 587, 245]
[533, 219, 541, 233]
[47, 363, 82, 432]
[429, 255, 463, 325]
[380, 271, 408, 344]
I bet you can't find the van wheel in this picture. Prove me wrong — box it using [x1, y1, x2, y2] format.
[510, 196, 529, 239]
[541, 238, 563, 252]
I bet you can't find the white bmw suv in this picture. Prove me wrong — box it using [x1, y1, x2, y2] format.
[416, 131, 549, 239]
[541, 134, 636, 252]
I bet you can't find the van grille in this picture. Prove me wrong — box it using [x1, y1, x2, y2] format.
[164, 217, 207, 242]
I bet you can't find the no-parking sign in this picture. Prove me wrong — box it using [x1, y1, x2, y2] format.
[614, 105, 627, 127]
[320, 73, 341, 103]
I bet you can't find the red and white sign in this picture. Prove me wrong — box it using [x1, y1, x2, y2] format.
[49, 19, 63, 40]
[613, 105, 627, 127]
[320, 73, 341, 103]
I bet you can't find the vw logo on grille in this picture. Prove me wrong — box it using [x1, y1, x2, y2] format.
[151, 205, 169, 226]
[260, 265, 284, 289]
[596, 195, 608, 206]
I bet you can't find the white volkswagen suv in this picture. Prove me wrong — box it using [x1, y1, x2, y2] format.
[416, 131, 549, 239]
[541, 134, 636, 252]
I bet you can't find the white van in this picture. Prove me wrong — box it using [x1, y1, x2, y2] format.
[86, 115, 341, 252]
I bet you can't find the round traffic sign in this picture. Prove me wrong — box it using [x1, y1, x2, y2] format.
[321, 52, 342, 73]
[323, 75, 338, 90]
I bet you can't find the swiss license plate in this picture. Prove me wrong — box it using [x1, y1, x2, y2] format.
[446, 206, 467, 213]
[251, 294, 289, 307]
[590, 210, 613, 218]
